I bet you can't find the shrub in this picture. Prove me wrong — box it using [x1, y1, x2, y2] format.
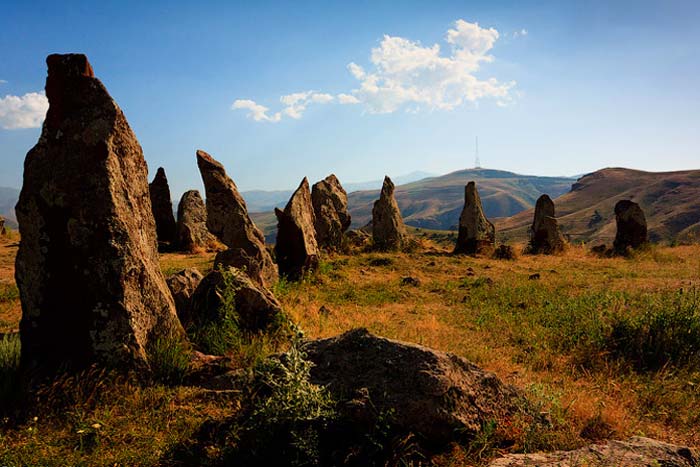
[0, 333, 21, 412]
[148, 336, 191, 385]
[493, 244, 516, 260]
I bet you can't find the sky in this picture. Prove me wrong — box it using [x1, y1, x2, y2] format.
[1, 0, 699, 199]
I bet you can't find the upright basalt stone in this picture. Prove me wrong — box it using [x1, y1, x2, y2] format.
[311, 174, 351, 251]
[149, 167, 177, 246]
[15, 54, 184, 374]
[175, 190, 217, 252]
[275, 178, 320, 280]
[613, 199, 648, 254]
[454, 181, 495, 254]
[196, 150, 277, 287]
[528, 195, 566, 254]
[372, 176, 407, 251]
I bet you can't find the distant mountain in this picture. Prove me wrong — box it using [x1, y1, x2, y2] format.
[0, 187, 19, 229]
[495, 167, 700, 244]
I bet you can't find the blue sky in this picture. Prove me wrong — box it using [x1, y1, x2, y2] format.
[1, 0, 699, 199]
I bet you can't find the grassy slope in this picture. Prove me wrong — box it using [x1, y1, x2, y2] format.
[1, 232, 700, 465]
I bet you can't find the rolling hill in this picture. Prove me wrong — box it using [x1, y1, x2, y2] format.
[495, 168, 700, 244]
[0, 187, 19, 229]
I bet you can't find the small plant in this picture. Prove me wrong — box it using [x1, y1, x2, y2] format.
[148, 336, 191, 385]
[0, 333, 21, 412]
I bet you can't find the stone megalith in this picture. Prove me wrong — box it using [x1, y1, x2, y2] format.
[175, 190, 217, 252]
[372, 176, 407, 251]
[149, 167, 177, 246]
[15, 54, 184, 374]
[454, 181, 495, 254]
[275, 177, 320, 280]
[528, 194, 566, 254]
[613, 199, 648, 254]
[196, 150, 277, 287]
[311, 174, 351, 251]
[0, 216, 5, 236]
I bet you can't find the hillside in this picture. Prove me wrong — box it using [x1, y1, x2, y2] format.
[496, 167, 700, 244]
[0, 187, 19, 229]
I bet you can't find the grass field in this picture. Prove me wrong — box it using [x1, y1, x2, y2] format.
[1, 231, 699, 465]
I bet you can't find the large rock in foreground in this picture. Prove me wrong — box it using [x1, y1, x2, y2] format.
[454, 181, 495, 254]
[304, 328, 532, 447]
[312, 174, 351, 251]
[149, 167, 177, 246]
[528, 194, 566, 254]
[175, 190, 217, 252]
[613, 200, 648, 254]
[15, 54, 183, 374]
[166, 268, 204, 327]
[371, 176, 407, 251]
[489, 436, 699, 467]
[275, 177, 319, 280]
[196, 150, 277, 286]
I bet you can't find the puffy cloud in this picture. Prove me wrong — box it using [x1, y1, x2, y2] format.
[0, 92, 49, 130]
[232, 19, 514, 122]
[232, 99, 282, 122]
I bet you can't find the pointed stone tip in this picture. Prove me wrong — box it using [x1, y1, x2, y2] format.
[196, 149, 224, 171]
[46, 54, 94, 79]
[156, 167, 166, 176]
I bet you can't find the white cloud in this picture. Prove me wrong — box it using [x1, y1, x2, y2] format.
[232, 99, 281, 122]
[0, 92, 49, 130]
[232, 19, 514, 122]
[0, 80, 7, 84]
[513, 28, 528, 38]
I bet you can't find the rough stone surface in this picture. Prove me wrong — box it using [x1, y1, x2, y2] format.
[196, 150, 277, 287]
[275, 178, 320, 280]
[190, 268, 284, 331]
[529, 195, 566, 254]
[311, 174, 351, 251]
[15, 54, 184, 374]
[613, 200, 648, 253]
[371, 176, 407, 251]
[489, 436, 699, 467]
[454, 181, 495, 254]
[175, 190, 217, 252]
[166, 268, 204, 327]
[304, 328, 532, 447]
[0, 216, 5, 236]
[149, 167, 177, 245]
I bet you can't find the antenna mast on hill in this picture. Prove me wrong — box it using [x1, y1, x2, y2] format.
[474, 136, 481, 169]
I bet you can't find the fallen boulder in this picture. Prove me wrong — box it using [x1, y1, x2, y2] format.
[166, 268, 204, 327]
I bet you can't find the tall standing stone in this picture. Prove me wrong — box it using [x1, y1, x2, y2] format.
[275, 178, 320, 280]
[454, 181, 495, 254]
[372, 176, 407, 251]
[613, 200, 648, 253]
[528, 194, 566, 254]
[15, 54, 184, 374]
[0, 216, 5, 236]
[311, 174, 351, 251]
[149, 167, 177, 246]
[196, 149, 277, 287]
[175, 190, 217, 252]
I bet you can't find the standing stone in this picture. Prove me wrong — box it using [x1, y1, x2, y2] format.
[15, 54, 184, 374]
[149, 167, 177, 246]
[275, 178, 320, 280]
[0, 216, 5, 236]
[196, 150, 277, 287]
[175, 190, 217, 252]
[311, 174, 351, 251]
[372, 176, 407, 251]
[613, 200, 648, 253]
[454, 181, 495, 254]
[528, 194, 566, 254]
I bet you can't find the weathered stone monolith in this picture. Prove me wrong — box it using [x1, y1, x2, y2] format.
[196, 150, 277, 287]
[613, 199, 648, 254]
[528, 195, 566, 254]
[454, 181, 495, 254]
[15, 54, 184, 374]
[372, 176, 406, 250]
[275, 177, 320, 280]
[149, 167, 177, 245]
[311, 174, 351, 251]
[175, 190, 217, 252]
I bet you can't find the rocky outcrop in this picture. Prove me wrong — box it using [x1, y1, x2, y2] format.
[528, 195, 566, 254]
[304, 328, 534, 447]
[613, 200, 648, 254]
[454, 181, 495, 254]
[175, 190, 217, 252]
[15, 54, 184, 374]
[196, 150, 277, 287]
[166, 268, 204, 327]
[489, 436, 699, 467]
[190, 268, 284, 332]
[311, 174, 351, 251]
[371, 176, 407, 251]
[149, 167, 177, 246]
[275, 178, 319, 280]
